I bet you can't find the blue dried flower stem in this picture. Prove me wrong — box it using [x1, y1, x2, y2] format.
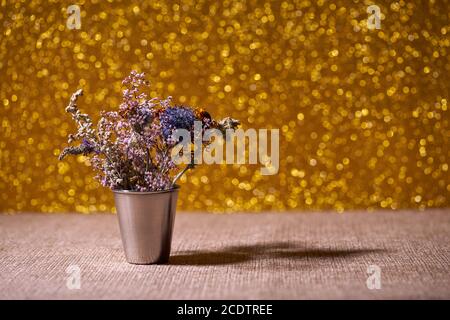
[171, 151, 195, 187]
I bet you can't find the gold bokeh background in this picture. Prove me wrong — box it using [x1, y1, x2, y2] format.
[0, 0, 449, 213]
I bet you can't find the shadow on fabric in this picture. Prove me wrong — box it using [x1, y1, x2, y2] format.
[169, 242, 386, 266]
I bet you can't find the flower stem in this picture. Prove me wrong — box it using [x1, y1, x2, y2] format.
[171, 163, 194, 187]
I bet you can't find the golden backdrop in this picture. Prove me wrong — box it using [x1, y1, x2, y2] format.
[0, 0, 449, 213]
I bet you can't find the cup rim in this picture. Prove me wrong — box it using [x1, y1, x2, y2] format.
[112, 185, 180, 195]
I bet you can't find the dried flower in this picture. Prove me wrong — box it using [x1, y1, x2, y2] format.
[58, 71, 239, 192]
[160, 106, 196, 140]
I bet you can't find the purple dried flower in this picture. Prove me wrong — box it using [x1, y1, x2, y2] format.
[81, 139, 96, 153]
[160, 106, 195, 140]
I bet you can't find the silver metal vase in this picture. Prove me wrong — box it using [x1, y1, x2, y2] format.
[113, 186, 179, 265]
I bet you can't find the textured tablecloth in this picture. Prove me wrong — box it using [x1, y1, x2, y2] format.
[1, 210, 449, 299]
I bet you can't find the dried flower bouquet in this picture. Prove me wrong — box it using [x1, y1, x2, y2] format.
[59, 71, 239, 192]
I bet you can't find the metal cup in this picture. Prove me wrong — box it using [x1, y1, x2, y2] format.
[113, 186, 179, 264]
